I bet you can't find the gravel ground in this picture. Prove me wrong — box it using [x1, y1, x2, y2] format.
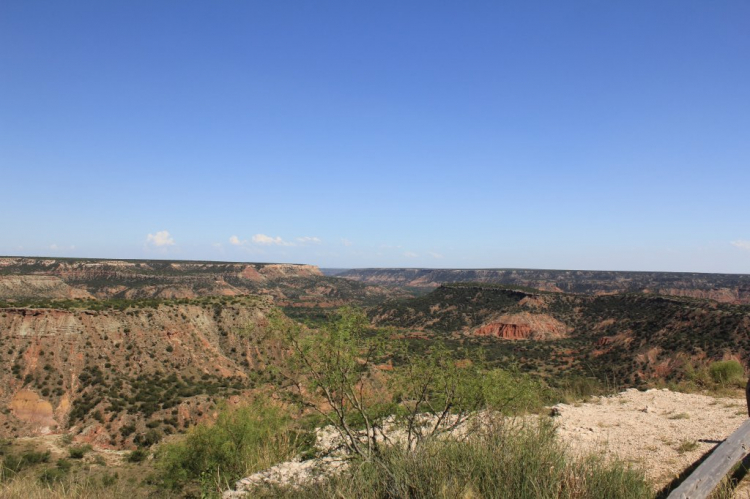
[553, 388, 749, 493]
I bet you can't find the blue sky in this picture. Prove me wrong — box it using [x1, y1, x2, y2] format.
[1, 1, 749, 272]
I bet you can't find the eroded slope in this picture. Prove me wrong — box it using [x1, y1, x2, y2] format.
[0, 296, 286, 447]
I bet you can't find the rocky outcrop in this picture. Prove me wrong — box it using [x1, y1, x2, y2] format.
[471, 312, 568, 340]
[474, 322, 532, 339]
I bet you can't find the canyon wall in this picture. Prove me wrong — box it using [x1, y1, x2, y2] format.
[0, 296, 280, 446]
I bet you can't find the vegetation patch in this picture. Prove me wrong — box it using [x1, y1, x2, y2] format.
[252, 419, 651, 499]
[156, 395, 310, 496]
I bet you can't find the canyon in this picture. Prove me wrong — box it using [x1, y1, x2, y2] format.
[371, 283, 750, 384]
[2, 258, 750, 450]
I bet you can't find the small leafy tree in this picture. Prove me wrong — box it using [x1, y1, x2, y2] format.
[389, 344, 485, 450]
[482, 367, 551, 414]
[276, 307, 488, 461]
[274, 307, 392, 461]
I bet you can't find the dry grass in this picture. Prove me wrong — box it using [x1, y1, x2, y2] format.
[0, 473, 134, 499]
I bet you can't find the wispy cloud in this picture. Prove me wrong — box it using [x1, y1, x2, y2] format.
[252, 233, 292, 246]
[732, 240, 750, 251]
[429, 251, 444, 259]
[146, 230, 175, 247]
[230, 234, 296, 247]
[404, 251, 418, 258]
[341, 238, 353, 247]
[297, 236, 322, 244]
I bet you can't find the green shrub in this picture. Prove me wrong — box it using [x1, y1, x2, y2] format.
[56, 458, 72, 472]
[68, 444, 92, 459]
[1, 449, 50, 475]
[156, 396, 306, 494]
[135, 429, 163, 447]
[127, 449, 148, 463]
[709, 360, 745, 387]
[555, 375, 609, 402]
[101, 471, 119, 487]
[38, 466, 67, 485]
[680, 360, 715, 389]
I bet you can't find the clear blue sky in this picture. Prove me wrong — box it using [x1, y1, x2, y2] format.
[1, 1, 749, 272]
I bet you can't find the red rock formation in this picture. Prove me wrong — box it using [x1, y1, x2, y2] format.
[474, 323, 532, 339]
[470, 312, 569, 340]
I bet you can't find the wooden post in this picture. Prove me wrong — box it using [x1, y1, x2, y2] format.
[667, 419, 750, 499]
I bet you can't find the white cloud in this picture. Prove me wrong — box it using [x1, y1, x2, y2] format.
[341, 238, 353, 247]
[252, 233, 292, 246]
[732, 240, 750, 251]
[404, 251, 418, 258]
[230, 233, 315, 248]
[146, 230, 175, 247]
[429, 252, 444, 259]
[50, 244, 59, 250]
[297, 236, 322, 244]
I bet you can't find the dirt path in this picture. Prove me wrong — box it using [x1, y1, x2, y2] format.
[552, 388, 749, 494]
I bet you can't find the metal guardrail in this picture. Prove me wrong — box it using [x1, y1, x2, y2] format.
[666, 419, 750, 498]
[666, 381, 750, 499]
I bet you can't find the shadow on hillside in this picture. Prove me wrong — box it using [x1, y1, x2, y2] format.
[656, 441, 750, 498]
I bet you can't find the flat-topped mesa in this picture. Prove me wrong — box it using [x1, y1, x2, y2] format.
[0, 257, 321, 279]
[256, 263, 321, 278]
[0, 257, 323, 299]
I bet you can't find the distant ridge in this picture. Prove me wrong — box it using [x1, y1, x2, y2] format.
[0, 257, 397, 305]
[338, 268, 750, 304]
